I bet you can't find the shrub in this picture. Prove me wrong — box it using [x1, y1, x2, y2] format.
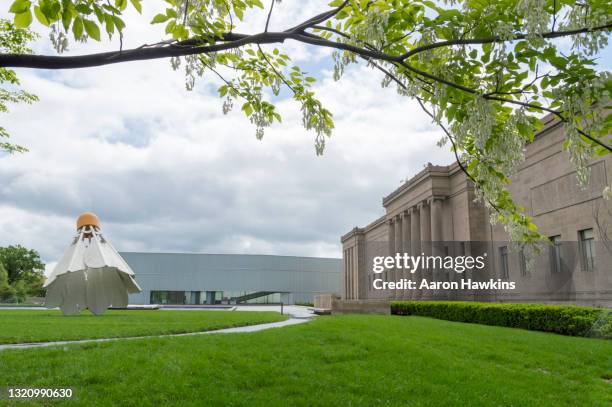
[391, 301, 611, 339]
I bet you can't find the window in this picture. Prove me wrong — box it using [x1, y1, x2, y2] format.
[150, 291, 186, 305]
[549, 235, 562, 273]
[579, 229, 596, 272]
[187, 291, 200, 305]
[499, 246, 509, 279]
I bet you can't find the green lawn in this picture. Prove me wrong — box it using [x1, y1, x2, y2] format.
[0, 310, 287, 344]
[0, 315, 610, 406]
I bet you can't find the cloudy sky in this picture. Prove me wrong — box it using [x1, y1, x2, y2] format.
[0, 1, 610, 273]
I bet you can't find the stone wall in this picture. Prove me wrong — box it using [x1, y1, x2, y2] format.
[341, 115, 612, 307]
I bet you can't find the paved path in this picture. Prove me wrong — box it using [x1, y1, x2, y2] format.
[0, 305, 313, 317]
[0, 307, 315, 352]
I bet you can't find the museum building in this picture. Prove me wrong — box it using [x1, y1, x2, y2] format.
[341, 115, 612, 307]
[123, 252, 342, 305]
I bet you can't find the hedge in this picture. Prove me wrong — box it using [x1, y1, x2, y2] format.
[391, 301, 612, 339]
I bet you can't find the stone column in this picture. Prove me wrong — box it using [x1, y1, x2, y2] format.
[394, 214, 404, 299]
[430, 197, 443, 243]
[430, 197, 445, 298]
[402, 211, 411, 254]
[387, 218, 395, 256]
[419, 201, 432, 299]
[395, 214, 403, 254]
[351, 248, 356, 300]
[344, 248, 351, 300]
[348, 247, 353, 300]
[401, 211, 411, 299]
[419, 201, 432, 250]
[387, 218, 395, 298]
[410, 207, 421, 256]
[343, 249, 348, 300]
[410, 206, 421, 299]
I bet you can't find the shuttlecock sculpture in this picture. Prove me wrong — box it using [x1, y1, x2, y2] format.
[44, 213, 141, 315]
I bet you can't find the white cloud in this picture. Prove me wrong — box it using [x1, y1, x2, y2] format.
[0, 1, 454, 265]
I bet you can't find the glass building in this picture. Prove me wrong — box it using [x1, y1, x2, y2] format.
[121, 252, 342, 305]
[149, 290, 283, 305]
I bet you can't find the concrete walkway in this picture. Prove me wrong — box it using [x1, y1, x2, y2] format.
[0, 306, 315, 352]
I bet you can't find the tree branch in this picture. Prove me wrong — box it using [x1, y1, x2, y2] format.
[0, 32, 280, 69]
[398, 23, 612, 60]
[285, 0, 348, 33]
[301, 31, 612, 153]
[256, 44, 297, 94]
[222, 0, 234, 32]
[292, 33, 582, 122]
[365, 56, 503, 211]
[0, 29, 397, 69]
[1, 11, 610, 153]
[264, 0, 274, 32]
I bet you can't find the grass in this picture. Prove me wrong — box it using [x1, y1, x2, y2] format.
[0, 315, 610, 406]
[0, 310, 287, 344]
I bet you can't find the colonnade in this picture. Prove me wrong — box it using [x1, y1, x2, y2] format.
[387, 197, 445, 257]
[386, 197, 446, 299]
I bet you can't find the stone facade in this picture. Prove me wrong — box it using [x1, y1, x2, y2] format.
[341, 115, 612, 307]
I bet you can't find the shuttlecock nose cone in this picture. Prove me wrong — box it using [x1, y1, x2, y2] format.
[76, 212, 101, 230]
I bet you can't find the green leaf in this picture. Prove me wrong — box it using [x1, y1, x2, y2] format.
[242, 102, 253, 116]
[165, 20, 176, 34]
[9, 0, 30, 14]
[72, 16, 84, 39]
[515, 41, 527, 52]
[115, 0, 128, 11]
[528, 57, 536, 71]
[93, 6, 104, 23]
[151, 13, 168, 24]
[33, 6, 50, 26]
[83, 19, 101, 41]
[234, 6, 244, 20]
[105, 14, 115, 36]
[75, 4, 91, 14]
[14, 10, 33, 28]
[516, 122, 532, 139]
[172, 24, 189, 40]
[61, 7, 73, 31]
[112, 16, 125, 31]
[130, 0, 142, 13]
[41, 0, 61, 22]
[549, 56, 567, 70]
